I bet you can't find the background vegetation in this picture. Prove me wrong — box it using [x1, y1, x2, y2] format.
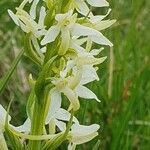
[0, 0, 150, 149]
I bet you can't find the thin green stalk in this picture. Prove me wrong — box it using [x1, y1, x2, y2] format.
[108, 47, 114, 99]
[0, 49, 24, 95]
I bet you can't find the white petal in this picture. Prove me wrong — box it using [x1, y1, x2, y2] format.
[8, 10, 19, 26]
[94, 19, 116, 31]
[90, 48, 104, 56]
[70, 42, 86, 54]
[55, 119, 66, 131]
[13, 118, 31, 133]
[71, 124, 100, 136]
[38, 6, 46, 27]
[46, 89, 62, 124]
[0, 105, 11, 131]
[71, 24, 112, 46]
[55, 10, 73, 22]
[40, 46, 47, 53]
[70, 124, 100, 145]
[41, 25, 60, 45]
[90, 9, 111, 23]
[75, 0, 92, 16]
[80, 65, 99, 85]
[76, 85, 100, 102]
[90, 33, 113, 47]
[72, 132, 98, 145]
[71, 23, 99, 37]
[87, 0, 109, 7]
[29, 0, 40, 19]
[55, 108, 79, 124]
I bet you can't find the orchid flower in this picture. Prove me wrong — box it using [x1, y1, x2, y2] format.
[41, 9, 112, 54]
[67, 123, 100, 150]
[46, 89, 78, 133]
[8, 2, 46, 38]
[68, 0, 109, 17]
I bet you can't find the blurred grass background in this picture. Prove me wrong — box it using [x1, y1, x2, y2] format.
[0, 0, 150, 149]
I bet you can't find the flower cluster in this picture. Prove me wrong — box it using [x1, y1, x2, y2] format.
[0, 0, 115, 149]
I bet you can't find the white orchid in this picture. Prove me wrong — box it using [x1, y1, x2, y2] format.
[41, 9, 112, 54]
[8, 1, 46, 38]
[68, 0, 109, 16]
[67, 123, 100, 150]
[46, 89, 78, 133]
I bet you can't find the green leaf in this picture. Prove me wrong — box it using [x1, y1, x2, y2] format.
[0, 49, 24, 95]
[24, 33, 43, 67]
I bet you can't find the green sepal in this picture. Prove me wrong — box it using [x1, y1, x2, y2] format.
[35, 56, 57, 104]
[24, 33, 43, 67]
[26, 86, 36, 119]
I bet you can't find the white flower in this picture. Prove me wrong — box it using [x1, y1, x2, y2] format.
[69, 0, 109, 16]
[41, 10, 77, 55]
[8, 3, 46, 38]
[41, 9, 112, 51]
[68, 123, 100, 150]
[46, 89, 78, 133]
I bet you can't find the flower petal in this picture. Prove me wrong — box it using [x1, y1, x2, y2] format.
[90, 9, 111, 23]
[71, 24, 113, 46]
[70, 124, 100, 145]
[86, 0, 109, 7]
[0, 105, 11, 131]
[75, 0, 92, 16]
[55, 119, 66, 131]
[38, 6, 46, 27]
[94, 19, 116, 31]
[46, 89, 62, 124]
[55, 108, 79, 123]
[8, 10, 19, 26]
[76, 85, 100, 102]
[80, 65, 99, 85]
[90, 33, 113, 47]
[13, 118, 31, 133]
[41, 25, 60, 45]
[29, 0, 40, 19]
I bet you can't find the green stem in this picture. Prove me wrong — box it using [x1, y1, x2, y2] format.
[28, 89, 49, 150]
